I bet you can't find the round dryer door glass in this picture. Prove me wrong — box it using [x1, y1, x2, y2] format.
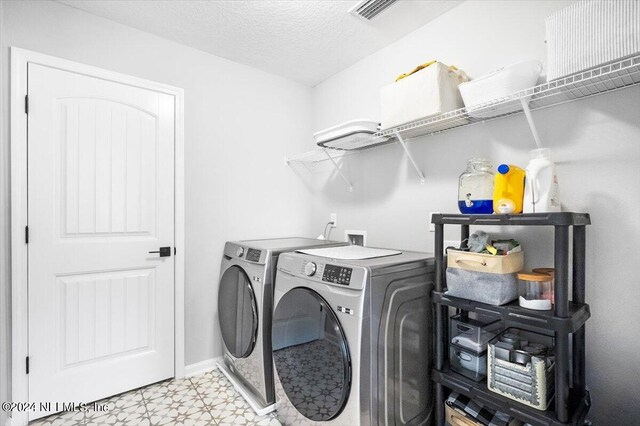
[218, 265, 258, 358]
[272, 288, 351, 421]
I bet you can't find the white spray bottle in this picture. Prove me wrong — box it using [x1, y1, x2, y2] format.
[523, 148, 561, 213]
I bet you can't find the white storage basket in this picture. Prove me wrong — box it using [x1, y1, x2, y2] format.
[546, 1, 640, 81]
[380, 62, 467, 129]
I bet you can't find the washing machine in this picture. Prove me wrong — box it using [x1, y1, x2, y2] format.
[217, 237, 348, 414]
[272, 245, 435, 425]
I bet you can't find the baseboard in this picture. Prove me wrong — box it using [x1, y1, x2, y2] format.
[184, 357, 221, 377]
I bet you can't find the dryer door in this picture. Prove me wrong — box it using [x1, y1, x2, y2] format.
[272, 288, 351, 421]
[218, 265, 258, 358]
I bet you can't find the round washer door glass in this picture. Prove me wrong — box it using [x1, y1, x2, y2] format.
[272, 288, 351, 421]
[218, 265, 258, 358]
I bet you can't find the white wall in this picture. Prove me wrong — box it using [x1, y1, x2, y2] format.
[311, 1, 640, 424]
[0, 0, 316, 416]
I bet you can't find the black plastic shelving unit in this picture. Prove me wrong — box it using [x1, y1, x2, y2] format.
[432, 213, 591, 426]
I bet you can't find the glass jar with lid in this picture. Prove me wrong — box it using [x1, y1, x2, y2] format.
[518, 272, 553, 310]
[458, 159, 495, 214]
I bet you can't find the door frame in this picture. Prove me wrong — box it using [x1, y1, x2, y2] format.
[10, 47, 185, 425]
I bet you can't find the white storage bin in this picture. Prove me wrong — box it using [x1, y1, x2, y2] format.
[380, 62, 468, 130]
[546, 1, 640, 81]
[313, 119, 382, 150]
[458, 60, 542, 119]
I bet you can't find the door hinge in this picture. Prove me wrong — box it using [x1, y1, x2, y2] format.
[174, 247, 177, 256]
[25, 226, 29, 244]
[26, 356, 29, 374]
[25, 95, 28, 114]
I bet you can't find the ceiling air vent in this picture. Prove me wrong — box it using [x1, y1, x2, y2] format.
[349, 0, 399, 21]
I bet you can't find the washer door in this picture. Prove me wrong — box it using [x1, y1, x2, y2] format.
[218, 265, 258, 358]
[272, 288, 351, 421]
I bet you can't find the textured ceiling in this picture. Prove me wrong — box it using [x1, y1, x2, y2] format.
[57, 0, 463, 86]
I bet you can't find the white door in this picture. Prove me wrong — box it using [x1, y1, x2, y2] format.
[27, 63, 175, 418]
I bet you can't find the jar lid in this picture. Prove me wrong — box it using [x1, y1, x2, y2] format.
[532, 268, 554, 276]
[517, 272, 551, 282]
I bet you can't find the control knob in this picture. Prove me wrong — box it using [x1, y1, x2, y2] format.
[236, 247, 245, 258]
[304, 262, 317, 277]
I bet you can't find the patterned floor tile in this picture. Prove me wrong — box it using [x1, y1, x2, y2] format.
[29, 368, 282, 426]
[29, 409, 85, 426]
[141, 377, 195, 402]
[86, 389, 144, 420]
[210, 395, 274, 425]
[146, 396, 214, 426]
[84, 403, 149, 425]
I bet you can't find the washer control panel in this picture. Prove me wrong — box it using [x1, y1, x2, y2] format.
[245, 248, 261, 263]
[322, 264, 352, 286]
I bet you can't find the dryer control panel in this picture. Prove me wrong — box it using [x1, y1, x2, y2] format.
[322, 264, 352, 286]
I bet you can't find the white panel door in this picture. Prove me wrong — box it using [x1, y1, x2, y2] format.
[27, 63, 175, 418]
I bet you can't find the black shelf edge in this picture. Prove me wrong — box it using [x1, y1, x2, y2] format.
[431, 212, 591, 226]
[433, 369, 590, 426]
[432, 292, 590, 334]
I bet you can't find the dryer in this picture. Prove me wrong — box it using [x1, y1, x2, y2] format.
[272, 246, 435, 425]
[217, 237, 347, 414]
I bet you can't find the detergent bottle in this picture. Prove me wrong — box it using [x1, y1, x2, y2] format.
[493, 164, 525, 214]
[523, 148, 561, 213]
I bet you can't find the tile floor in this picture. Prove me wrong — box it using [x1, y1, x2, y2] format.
[31, 369, 281, 426]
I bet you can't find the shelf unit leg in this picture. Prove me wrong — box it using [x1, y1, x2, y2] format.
[556, 334, 571, 423]
[435, 384, 444, 426]
[554, 226, 570, 318]
[434, 222, 445, 425]
[573, 226, 587, 400]
[394, 130, 426, 184]
[520, 98, 542, 149]
[554, 225, 570, 422]
[322, 149, 353, 192]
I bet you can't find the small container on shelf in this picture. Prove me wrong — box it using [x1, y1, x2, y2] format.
[487, 328, 556, 410]
[450, 314, 502, 353]
[449, 314, 502, 382]
[518, 272, 553, 310]
[449, 345, 487, 382]
[532, 267, 555, 304]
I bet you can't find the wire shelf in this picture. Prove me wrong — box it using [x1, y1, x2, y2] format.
[285, 148, 356, 164]
[289, 53, 640, 163]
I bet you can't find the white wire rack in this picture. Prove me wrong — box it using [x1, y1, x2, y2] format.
[286, 54, 640, 188]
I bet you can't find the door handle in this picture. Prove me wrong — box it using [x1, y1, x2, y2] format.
[149, 247, 172, 257]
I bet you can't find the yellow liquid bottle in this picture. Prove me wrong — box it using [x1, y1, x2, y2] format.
[493, 164, 525, 214]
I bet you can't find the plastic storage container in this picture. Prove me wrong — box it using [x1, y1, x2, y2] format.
[523, 148, 561, 213]
[449, 315, 502, 381]
[488, 328, 556, 410]
[458, 60, 542, 118]
[518, 272, 553, 310]
[450, 346, 486, 381]
[450, 314, 502, 353]
[493, 164, 525, 214]
[546, 1, 640, 81]
[380, 62, 468, 129]
[457, 159, 495, 214]
[313, 119, 385, 150]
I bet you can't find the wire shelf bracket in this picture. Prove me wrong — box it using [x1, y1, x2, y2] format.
[520, 98, 543, 149]
[394, 130, 426, 184]
[323, 149, 353, 192]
